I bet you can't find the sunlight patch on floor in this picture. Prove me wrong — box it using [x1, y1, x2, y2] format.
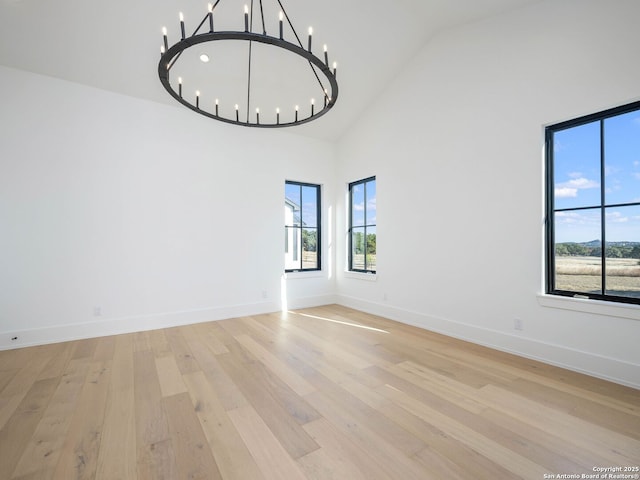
[288, 311, 389, 334]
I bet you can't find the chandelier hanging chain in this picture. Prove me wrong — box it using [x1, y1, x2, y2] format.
[158, 0, 339, 127]
[246, 0, 255, 122]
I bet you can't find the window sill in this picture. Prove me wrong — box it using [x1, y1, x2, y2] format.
[284, 270, 324, 279]
[344, 271, 377, 281]
[537, 293, 640, 321]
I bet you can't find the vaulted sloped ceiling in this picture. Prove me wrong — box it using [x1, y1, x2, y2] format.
[0, 0, 543, 141]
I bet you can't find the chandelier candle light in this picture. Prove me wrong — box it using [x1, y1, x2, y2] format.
[158, 0, 339, 128]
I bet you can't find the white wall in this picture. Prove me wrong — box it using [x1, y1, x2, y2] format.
[0, 65, 336, 348]
[336, 0, 640, 388]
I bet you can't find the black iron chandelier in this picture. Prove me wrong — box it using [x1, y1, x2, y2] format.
[158, 0, 339, 128]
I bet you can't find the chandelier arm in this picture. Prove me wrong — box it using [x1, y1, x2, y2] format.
[308, 63, 330, 101]
[167, 50, 183, 71]
[273, 0, 329, 101]
[275, 0, 302, 48]
[259, 0, 267, 35]
[191, 14, 209, 37]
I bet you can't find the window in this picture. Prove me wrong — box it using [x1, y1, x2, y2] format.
[545, 101, 640, 305]
[285, 181, 321, 272]
[349, 176, 376, 273]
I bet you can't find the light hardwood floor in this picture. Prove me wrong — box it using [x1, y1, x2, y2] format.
[0, 304, 638, 479]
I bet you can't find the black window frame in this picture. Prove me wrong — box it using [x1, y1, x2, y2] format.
[284, 180, 321, 273]
[348, 176, 377, 274]
[545, 100, 640, 306]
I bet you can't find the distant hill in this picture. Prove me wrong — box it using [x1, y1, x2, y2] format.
[577, 240, 640, 247]
[555, 240, 640, 258]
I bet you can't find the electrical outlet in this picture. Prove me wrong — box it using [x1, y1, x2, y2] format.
[514, 318, 523, 331]
[261, 290, 268, 299]
[93, 306, 102, 317]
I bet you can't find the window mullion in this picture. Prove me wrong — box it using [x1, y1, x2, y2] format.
[299, 184, 303, 270]
[600, 119, 606, 296]
[363, 182, 368, 271]
[546, 130, 556, 294]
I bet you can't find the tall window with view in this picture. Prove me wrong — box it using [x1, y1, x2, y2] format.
[349, 176, 376, 273]
[546, 101, 640, 305]
[285, 181, 321, 272]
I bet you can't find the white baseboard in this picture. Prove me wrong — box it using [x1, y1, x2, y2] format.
[336, 294, 640, 390]
[0, 302, 274, 350]
[0, 294, 337, 351]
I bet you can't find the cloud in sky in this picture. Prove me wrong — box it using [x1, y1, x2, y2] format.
[565, 177, 599, 189]
[555, 211, 579, 223]
[555, 176, 599, 198]
[555, 211, 596, 225]
[555, 187, 577, 198]
[606, 211, 628, 223]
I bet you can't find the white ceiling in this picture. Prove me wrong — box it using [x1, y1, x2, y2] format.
[0, 0, 543, 141]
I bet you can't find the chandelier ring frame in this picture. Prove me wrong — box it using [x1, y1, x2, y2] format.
[158, 31, 339, 128]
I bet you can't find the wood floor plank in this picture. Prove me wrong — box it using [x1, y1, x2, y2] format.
[95, 334, 137, 480]
[183, 335, 249, 411]
[480, 406, 611, 472]
[233, 333, 316, 397]
[71, 338, 99, 360]
[0, 377, 59, 479]
[507, 377, 640, 439]
[306, 369, 425, 457]
[183, 371, 265, 480]
[163, 392, 222, 480]
[412, 445, 480, 480]
[133, 350, 177, 480]
[51, 360, 111, 480]
[0, 368, 19, 398]
[154, 355, 187, 398]
[36, 342, 75, 381]
[227, 405, 309, 480]
[255, 318, 373, 371]
[148, 329, 172, 358]
[133, 331, 153, 353]
[0, 354, 53, 430]
[218, 341, 320, 459]
[304, 389, 429, 480]
[284, 309, 392, 353]
[478, 383, 640, 465]
[391, 360, 489, 414]
[376, 382, 556, 479]
[182, 323, 229, 356]
[0, 346, 35, 371]
[164, 327, 200, 374]
[299, 418, 395, 480]
[92, 336, 115, 362]
[376, 400, 517, 479]
[11, 358, 89, 479]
